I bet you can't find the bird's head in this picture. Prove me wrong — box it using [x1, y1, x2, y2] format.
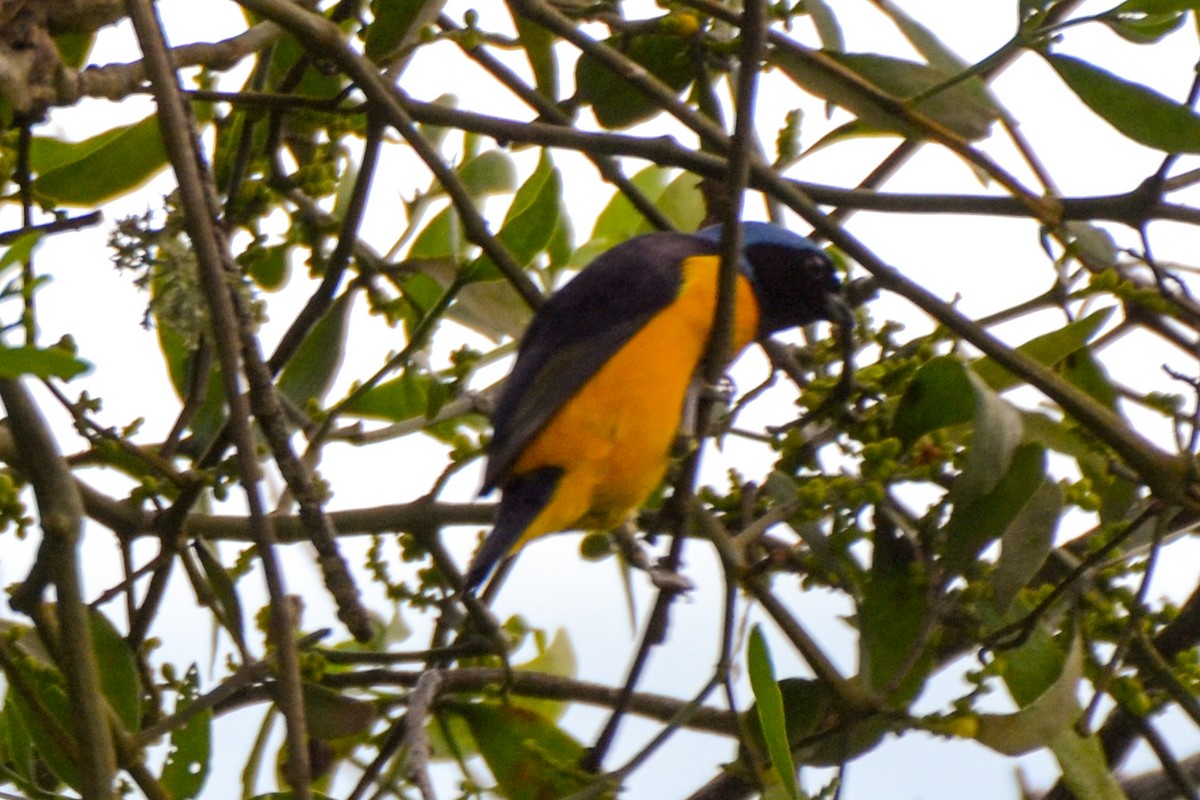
[698, 221, 846, 338]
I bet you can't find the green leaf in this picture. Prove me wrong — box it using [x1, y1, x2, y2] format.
[1061, 347, 1119, 410]
[772, 48, 999, 141]
[1062, 221, 1120, 268]
[342, 369, 435, 422]
[972, 307, 1114, 391]
[459, 150, 518, 198]
[891, 356, 976, 444]
[1022, 410, 1136, 522]
[1048, 726, 1130, 800]
[1099, 10, 1188, 43]
[510, 629, 577, 722]
[859, 513, 930, 699]
[943, 442, 1047, 574]
[444, 702, 594, 800]
[747, 626, 801, 800]
[577, 167, 702, 262]
[88, 609, 141, 732]
[1044, 53, 1200, 153]
[499, 154, 562, 265]
[0, 345, 90, 380]
[0, 697, 42, 794]
[364, 0, 440, 60]
[5, 657, 79, 790]
[161, 665, 212, 800]
[55, 31, 95, 69]
[575, 34, 695, 129]
[278, 293, 352, 407]
[591, 165, 669, 243]
[302, 684, 376, 740]
[802, 0, 844, 51]
[191, 540, 247, 652]
[799, 119, 899, 159]
[976, 636, 1083, 755]
[951, 367, 1025, 505]
[511, 9, 559, 100]
[437, 271, 531, 340]
[647, 170, 706, 234]
[1111, 0, 1200, 10]
[156, 326, 227, 453]
[892, 358, 1025, 497]
[870, 0, 974, 74]
[31, 115, 169, 205]
[468, 153, 562, 280]
[990, 479, 1063, 610]
[239, 243, 292, 291]
[408, 206, 461, 261]
[0, 231, 42, 279]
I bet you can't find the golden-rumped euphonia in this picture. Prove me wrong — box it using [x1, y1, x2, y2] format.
[464, 222, 843, 590]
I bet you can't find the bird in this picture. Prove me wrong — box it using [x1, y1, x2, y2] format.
[463, 221, 844, 591]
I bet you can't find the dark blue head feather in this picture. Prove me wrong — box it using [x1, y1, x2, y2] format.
[697, 222, 841, 336]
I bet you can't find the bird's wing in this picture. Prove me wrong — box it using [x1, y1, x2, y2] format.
[483, 232, 717, 491]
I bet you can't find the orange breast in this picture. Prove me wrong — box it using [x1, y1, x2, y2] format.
[508, 255, 761, 547]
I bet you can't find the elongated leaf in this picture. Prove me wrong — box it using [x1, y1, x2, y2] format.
[161, 665, 211, 800]
[510, 629, 577, 721]
[0, 231, 42, 278]
[859, 512, 930, 699]
[497, 155, 562, 266]
[575, 33, 695, 129]
[976, 636, 1082, 755]
[364, 0, 444, 60]
[302, 684, 376, 740]
[5, 657, 79, 791]
[445, 701, 593, 800]
[278, 293, 352, 407]
[972, 307, 1114, 391]
[467, 154, 562, 281]
[953, 368, 1025, 505]
[648, 170, 706, 234]
[511, 9, 559, 100]
[0, 698, 42, 795]
[773, 48, 998, 140]
[191, 540, 247, 651]
[341, 369, 437, 422]
[871, 0, 973, 74]
[891, 356, 976, 444]
[31, 115, 168, 205]
[1049, 727, 1130, 800]
[1045, 53, 1200, 153]
[892, 357, 1025, 504]
[89, 609, 141, 732]
[1111, 0, 1200, 13]
[747, 627, 801, 800]
[991, 479, 1063, 610]
[802, 0, 844, 51]
[943, 442, 1047, 573]
[1099, 10, 1187, 43]
[0, 346, 90, 380]
[459, 150, 518, 198]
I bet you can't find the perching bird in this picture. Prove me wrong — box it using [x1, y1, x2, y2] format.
[463, 222, 843, 591]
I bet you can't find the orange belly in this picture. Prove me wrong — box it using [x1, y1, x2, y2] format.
[508, 255, 761, 547]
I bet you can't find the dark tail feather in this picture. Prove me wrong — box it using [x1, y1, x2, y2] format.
[463, 467, 562, 592]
